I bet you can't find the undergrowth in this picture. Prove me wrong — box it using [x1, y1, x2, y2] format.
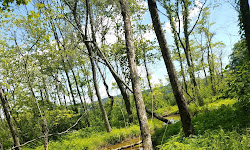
[23, 125, 140, 150]
[152, 99, 250, 149]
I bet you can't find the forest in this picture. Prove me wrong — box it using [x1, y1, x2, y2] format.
[0, 0, 249, 149]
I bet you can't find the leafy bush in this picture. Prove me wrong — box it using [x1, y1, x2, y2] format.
[160, 129, 250, 150]
[152, 99, 250, 148]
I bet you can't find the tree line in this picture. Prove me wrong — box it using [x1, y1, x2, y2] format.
[0, 0, 249, 149]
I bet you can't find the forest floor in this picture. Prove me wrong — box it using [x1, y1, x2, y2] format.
[23, 98, 250, 150]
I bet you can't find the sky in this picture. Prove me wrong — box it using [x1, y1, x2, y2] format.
[98, 0, 241, 99]
[0, 0, 243, 103]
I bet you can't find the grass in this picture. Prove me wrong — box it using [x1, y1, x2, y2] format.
[23, 125, 140, 150]
[152, 98, 250, 149]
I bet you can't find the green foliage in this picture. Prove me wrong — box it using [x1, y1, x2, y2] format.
[23, 125, 140, 150]
[152, 99, 250, 148]
[160, 129, 250, 150]
[226, 40, 250, 102]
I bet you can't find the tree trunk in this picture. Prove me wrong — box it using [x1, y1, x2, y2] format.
[24, 60, 49, 150]
[240, 0, 250, 55]
[81, 87, 90, 127]
[62, 58, 78, 113]
[148, 0, 194, 137]
[81, 66, 96, 111]
[42, 77, 50, 105]
[55, 74, 62, 106]
[67, 59, 85, 109]
[0, 87, 21, 150]
[182, 1, 203, 106]
[88, 49, 112, 132]
[95, 61, 115, 120]
[119, 0, 152, 149]
[0, 142, 2, 150]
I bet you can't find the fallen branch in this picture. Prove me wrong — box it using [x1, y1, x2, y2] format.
[11, 112, 86, 150]
[145, 108, 171, 124]
[113, 141, 142, 150]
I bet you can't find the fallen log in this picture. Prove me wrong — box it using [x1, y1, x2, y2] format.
[145, 108, 171, 124]
[113, 141, 142, 150]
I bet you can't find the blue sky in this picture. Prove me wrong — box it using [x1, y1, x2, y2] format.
[138, 0, 241, 86]
[0, 0, 243, 101]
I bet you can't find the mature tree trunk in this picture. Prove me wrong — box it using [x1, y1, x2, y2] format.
[148, 0, 194, 137]
[119, 0, 152, 149]
[240, 0, 250, 55]
[90, 0, 134, 123]
[0, 87, 21, 150]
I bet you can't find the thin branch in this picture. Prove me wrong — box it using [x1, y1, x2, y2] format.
[188, 0, 207, 35]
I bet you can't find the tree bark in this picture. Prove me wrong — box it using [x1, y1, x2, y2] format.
[119, 0, 152, 149]
[62, 59, 78, 113]
[88, 49, 112, 132]
[81, 66, 96, 111]
[182, 1, 203, 106]
[240, 0, 250, 55]
[148, 0, 194, 137]
[55, 74, 62, 105]
[24, 59, 49, 150]
[81, 86, 90, 127]
[67, 59, 85, 109]
[0, 142, 2, 150]
[95, 61, 115, 120]
[0, 87, 21, 150]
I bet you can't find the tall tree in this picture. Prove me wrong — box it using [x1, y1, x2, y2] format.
[0, 86, 21, 150]
[119, 0, 152, 149]
[239, 0, 250, 55]
[148, 0, 194, 137]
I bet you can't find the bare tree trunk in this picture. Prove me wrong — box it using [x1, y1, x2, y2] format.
[119, 0, 152, 149]
[148, 0, 194, 137]
[0, 87, 21, 150]
[55, 74, 62, 106]
[81, 66, 96, 111]
[62, 59, 78, 113]
[95, 61, 115, 119]
[42, 77, 51, 106]
[81, 87, 90, 127]
[88, 49, 112, 132]
[207, 38, 216, 96]
[143, 51, 154, 95]
[67, 59, 85, 109]
[182, 1, 203, 106]
[200, 35, 208, 84]
[240, 0, 250, 55]
[63, 88, 68, 108]
[24, 59, 49, 150]
[0, 142, 2, 150]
